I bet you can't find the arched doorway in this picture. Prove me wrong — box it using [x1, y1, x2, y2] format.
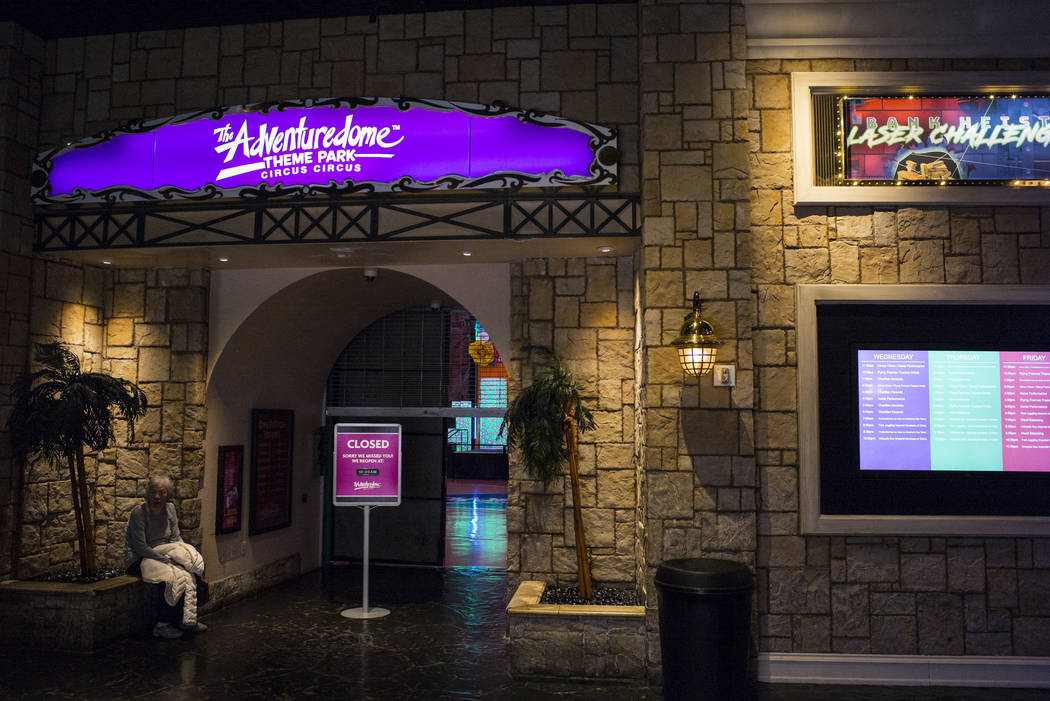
[202, 266, 509, 585]
[323, 305, 508, 569]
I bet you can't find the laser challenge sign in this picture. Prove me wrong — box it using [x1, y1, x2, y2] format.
[31, 98, 618, 203]
[333, 424, 401, 506]
[841, 96, 1050, 185]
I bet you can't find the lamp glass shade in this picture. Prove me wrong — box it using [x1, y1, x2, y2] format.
[677, 345, 718, 376]
[671, 292, 720, 376]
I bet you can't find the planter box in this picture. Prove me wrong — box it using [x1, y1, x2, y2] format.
[0, 575, 152, 651]
[506, 580, 647, 680]
[0, 553, 303, 652]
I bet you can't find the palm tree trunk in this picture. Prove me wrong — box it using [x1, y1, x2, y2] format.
[564, 415, 592, 599]
[66, 452, 89, 577]
[74, 446, 97, 575]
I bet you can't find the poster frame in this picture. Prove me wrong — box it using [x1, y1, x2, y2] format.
[250, 408, 294, 536]
[215, 444, 244, 535]
[792, 71, 1050, 205]
[332, 423, 402, 507]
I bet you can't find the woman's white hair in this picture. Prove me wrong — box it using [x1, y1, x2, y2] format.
[147, 474, 175, 496]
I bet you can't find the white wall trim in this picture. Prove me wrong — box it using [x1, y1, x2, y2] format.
[758, 653, 1050, 688]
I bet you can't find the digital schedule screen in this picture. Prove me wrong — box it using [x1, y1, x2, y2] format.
[815, 301, 1050, 518]
[859, 350, 1050, 472]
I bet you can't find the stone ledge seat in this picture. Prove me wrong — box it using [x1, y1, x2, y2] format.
[0, 575, 161, 651]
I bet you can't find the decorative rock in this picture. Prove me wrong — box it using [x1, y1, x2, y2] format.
[946, 546, 986, 593]
[899, 239, 944, 283]
[897, 208, 949, 239]
[846, 544, 899, 583]
[917, 593, 963, 655]
[870, 615, 917, 654]
[767, 567, 829, 614]
[701, 512, 756, 551]
[1018, 569, 1050, 615]
[900, 553, 945, 591]
[832, 583, 869, 637]
[596, 469, 636, 509]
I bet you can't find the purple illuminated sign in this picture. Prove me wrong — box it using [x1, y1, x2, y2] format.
[333, 423, 401, 506]
[32, 98, 618, 203]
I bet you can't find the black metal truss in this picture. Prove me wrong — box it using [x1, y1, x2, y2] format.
[35, 192, 640, 252]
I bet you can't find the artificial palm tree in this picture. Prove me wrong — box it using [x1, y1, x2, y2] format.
[7, 342, 148, 577]
[502, 354, 596, 598]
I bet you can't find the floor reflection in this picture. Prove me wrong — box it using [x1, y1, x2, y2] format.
[2, 563, 1046, 699]
[444, 478, 507, 569]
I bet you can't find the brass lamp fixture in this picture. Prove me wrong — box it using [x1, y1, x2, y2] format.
[672, 291, 720, 376]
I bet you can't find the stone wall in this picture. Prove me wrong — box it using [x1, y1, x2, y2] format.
[747, 56, 1050, 656]
[16, 265, 209, 577]
[26, 5, 642, 582]
[0, 23, 44, 580]
[507, 256, 638, 591]
[637, 0, 757, 673]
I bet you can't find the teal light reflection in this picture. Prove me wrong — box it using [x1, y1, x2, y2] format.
[445, 488, 507, 570]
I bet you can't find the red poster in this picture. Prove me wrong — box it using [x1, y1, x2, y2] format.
[215, 445, 243, 534]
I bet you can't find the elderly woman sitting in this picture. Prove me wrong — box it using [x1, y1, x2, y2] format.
[124, 475, 208, 639]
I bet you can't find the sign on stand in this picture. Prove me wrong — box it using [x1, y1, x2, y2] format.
[333, 423, 401, 620]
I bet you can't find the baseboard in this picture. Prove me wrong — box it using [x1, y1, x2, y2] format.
[202, 553, 301, 612]
[757, 652, 1050, 688]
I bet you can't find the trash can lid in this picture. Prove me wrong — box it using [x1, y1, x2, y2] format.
[655, 557, 752, 591]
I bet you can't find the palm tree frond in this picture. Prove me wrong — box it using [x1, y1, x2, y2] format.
[501, 355, 594, 487]
[6, 342, 149, 576]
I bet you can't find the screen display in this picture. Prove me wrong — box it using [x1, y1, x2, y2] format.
[843, 96, 1050, 184]
[816, 302, 1050, 517]
[859, 350, 1050, 471]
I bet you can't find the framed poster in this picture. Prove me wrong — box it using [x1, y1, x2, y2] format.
[215, 445, 243, 535]
[333, 423, 402, 506]
[792, 71, 1050, 205]
[250, 409, 294, 535]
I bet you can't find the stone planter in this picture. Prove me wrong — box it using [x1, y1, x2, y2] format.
[506, 580, 647, 680]
[0, 553, 302, 652]
[0, 575, 152, 651]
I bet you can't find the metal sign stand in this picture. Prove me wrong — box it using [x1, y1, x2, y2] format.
[340, 505, 390, 619]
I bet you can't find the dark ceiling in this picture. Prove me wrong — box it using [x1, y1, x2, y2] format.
[2, 0, 632, 39]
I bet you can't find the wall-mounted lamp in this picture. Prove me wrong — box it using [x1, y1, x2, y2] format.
[672, 291, 720, 376]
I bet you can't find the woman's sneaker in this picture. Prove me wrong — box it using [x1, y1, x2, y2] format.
[181, 621, 208, 633]
[153, 622, 183, 639]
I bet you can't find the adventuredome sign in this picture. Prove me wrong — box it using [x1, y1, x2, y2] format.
[32, 97, 619, 203]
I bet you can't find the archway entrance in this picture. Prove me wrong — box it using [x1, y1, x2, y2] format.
[323, 305, 508, 570]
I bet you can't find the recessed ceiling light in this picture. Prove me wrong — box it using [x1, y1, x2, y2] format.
[598, 246, 613, 254]
[218, 256, 229, 263]
[102, 259, 112, 265]
[462, 251, 472, 257]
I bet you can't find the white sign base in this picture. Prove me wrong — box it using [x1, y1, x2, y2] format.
[340, 606, 390, 620]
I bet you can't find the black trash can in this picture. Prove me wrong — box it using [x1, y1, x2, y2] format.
[655, 557, 753, 701]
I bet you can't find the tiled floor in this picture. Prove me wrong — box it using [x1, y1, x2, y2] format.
[2, 565, 1047, 700]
